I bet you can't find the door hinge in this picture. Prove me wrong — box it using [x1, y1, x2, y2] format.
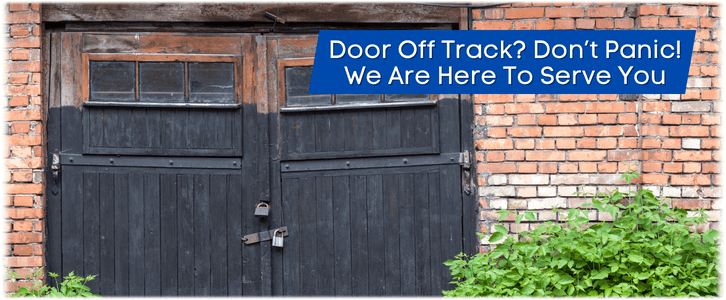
[458, 150, 471, 170]
[459, 150, 473, 196]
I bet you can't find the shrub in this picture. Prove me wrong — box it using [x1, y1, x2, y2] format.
[6, 267, 100, 297]
[444, 170, 719, 297]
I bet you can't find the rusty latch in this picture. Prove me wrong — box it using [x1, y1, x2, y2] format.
[242, 227, 288, 245]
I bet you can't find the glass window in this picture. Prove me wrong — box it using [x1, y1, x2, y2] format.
[89, 61, 136, 101]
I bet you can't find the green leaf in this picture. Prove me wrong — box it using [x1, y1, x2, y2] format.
[488, 232, 504, 243]
[494, 225, 508, 235]
[524, 211, 536, 221]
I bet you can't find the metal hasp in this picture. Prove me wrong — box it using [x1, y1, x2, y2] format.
[51, 150, 60, 195]
[459, 150, 472, 195]
[243, 227, 288, 245]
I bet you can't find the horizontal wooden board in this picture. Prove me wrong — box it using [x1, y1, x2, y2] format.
[44, 4, 460, 24]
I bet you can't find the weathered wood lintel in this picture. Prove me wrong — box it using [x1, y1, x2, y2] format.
[42, 3, 461, 24]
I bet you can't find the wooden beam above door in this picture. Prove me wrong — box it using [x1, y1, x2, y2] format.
[42, 3, 461, 24]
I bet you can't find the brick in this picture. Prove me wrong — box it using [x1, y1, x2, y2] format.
[607, 150, 641, 161]
[595, 19, 614, 29]
[662, 114, 681, 125]
[538, 115, 557, 125]
[514, 20, 535, 30]
[555, 139, 576, 149]
[484, 9, 504, 19]
[555, 19, 575, 29]
[543, 127, 584, 137]
[639, 16, 659, 27]
[8, 3, 30, 11]
[505, 150, 524, 161]
[575, 19, 595, 29]
[12, 221, 33, 232]
[671, 175, 711, 186]
[5, 256, 43, 268]
[641, 114, 662, 124]
[10, 25, 30, 37]
[586, 103, 624, 113]
[669, 6, 709, 17]
[536, 140, 555, 150]
[6, 61, 40, 73]
[662, 139, 681, 149]
[6, 184, 43, 195]
[505, 8, 544, 19]
[700, 17, 717, 28]
[576, 138, 596, 148]
[528, 198, 566, 209]
[476, 139, 513, 150]
[525, 151, 566, 161]
[643, 101, 670, 112]
[568, 150, 607, 161]
[486, 152, 505, 162]
[8, 73, 29, 85]
[505, 103, 545, 114]
[483, 116, 514, 126]
[551, 174, 589, 185]
[597, 138, 617, 149]
[660, 17, 678, 28]
[683, 162, 702, 173]
[517, 115, 536, 126]
[474, 94, 513, 103]
[536, 19, 555, 30]
[681, 18, 699, 28]
[642, 162, 662, 172]
[7, 36, 41, 48]
[508, 127, 542, 137]
[518, 163, 538, 173]
[478, 163, 517, 174]
[670, 126, 710, 137]
[545, 7, 585, 18]
[6, 158, 42, 169]
[702, 139, 720, 149]
[473, 20, 512, 30]
[701, 89, 719, 100]
[643, 150, 672, 161]
[674, 151, 711, 161]
[587, 7, 626, 18]
[663, 163, 683, 173]
[558, 115, 578, 125]
[5, 13, 41, 24]
[10, 123, 31, 134]
[642, 174, 669, 184]
[509, 174, 549, 185]
[702, 41, 719, 52]
[681, 138, 701, 149]
[538, 163, 558, 174]
[642, 138, 661, 149]
[479, 186, 516, 197]
[638, 5, 667, 16]
[488, 128, 506, 138]
[614, 18, 635, 29]
[671, 102, 711, 113]
[578, 114, 597, 125]
[6, 135, 42, 146]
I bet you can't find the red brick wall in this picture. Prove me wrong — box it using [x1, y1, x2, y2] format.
[5, 2, 44, 292]
[472, 2, 720, 253]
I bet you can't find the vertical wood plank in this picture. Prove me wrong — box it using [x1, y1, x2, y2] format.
[160, 109, 174, 151]
[188, 109, 204, 149]
[300, 114, 316, 154]
[202, 110, 218, 149]
[366, 174, 385, 296]
[398, 173, 416, 295]
[217, 111, 233, 149]
[329, 110, 346, 152]
[372, 109, 387, 150]
[88, 109, 103, 147]
[357, 111, 373, 150]
[344, 110, 357, 151]
[439, 165, 463, 291]
[210, 174, 228, 296]
[439, 98, 459, 153]
[316, 176, 335, 295]
[114, 173, 129, 296]
[428, 170, 443, 295]
[131, 108, 148, 148]
[299, 176, 318, 295]
[147, 109, 161, 149]
[227, 174, 243, 296]
[159, 174, 178, 296]
[332, 176, 352, 296]
[117, 108, 134, 148]
[177, 174, 194, 296]
[383, 174, 401, 295]
[82, 172, 100, 293]
[414, 107, 432, 148]
[281, 178, 300, 296]
[99, 173, 115, 295]
[414, 172, 431, 295]
[386, 109, 401, 149]
[103, 108, 119, 148]
[173, 109, 189, 150]
[144, 174, 161, 296]
[350, 175, 368, 295]
[400, 108, 416, 149]
[194, 174, 211, 296]
[314, 112, 331, 152]
[128, 173, 145, 295]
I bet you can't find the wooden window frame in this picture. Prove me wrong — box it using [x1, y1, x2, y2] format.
[82, 53, 242, 106]
[277, 58, 437, 113]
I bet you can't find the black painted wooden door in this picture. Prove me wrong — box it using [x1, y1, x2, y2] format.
[45, 32, 270, 296]
[266, 35, 466, 296]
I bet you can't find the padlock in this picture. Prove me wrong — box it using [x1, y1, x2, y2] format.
[272, 229, 284, 248]
[254, 202, 270, 217]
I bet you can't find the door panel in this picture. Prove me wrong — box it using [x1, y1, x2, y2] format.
[47, 32, 265, 296]
[268, 35, 464, 296]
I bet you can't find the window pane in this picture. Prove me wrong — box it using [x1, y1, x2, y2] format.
[89, 61, 135, 101]
[336, 94, 380, 104]
[384, 94, 430, 102]
[189, 62, 235, 103]
[285, 66, 332, 106]
[139, 62, 185, 102]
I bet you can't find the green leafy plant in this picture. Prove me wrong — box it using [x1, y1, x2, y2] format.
[6, 267, 100, 297]
[444, 169, 719, 297]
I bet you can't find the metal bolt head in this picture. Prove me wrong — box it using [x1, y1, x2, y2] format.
[170, 160, 174, 165]
[403, 159, 408, 164]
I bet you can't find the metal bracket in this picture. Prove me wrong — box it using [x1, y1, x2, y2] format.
[459, 150, 471, 170]
[459, 150, 472, 195]
[242, 227, 288, 245]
